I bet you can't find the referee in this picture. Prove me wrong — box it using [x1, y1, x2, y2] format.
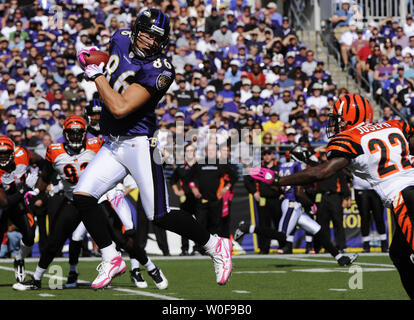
[352, 174, 388, 252]
[314, 152, 351, 253]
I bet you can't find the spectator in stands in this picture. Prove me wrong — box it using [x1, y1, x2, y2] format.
[205, 7, 223, 35]
[393, 26, 409, 48]
[225, 59, 242, 86]
[402, 36, 414, 57]
[381, 105, 398, 122]
[373, 55, 395, 99]
[339, 20, 358, 69]
[272, 89, 296, 123]
[212, 21, 233, 50]
[301, 49, 317, 77]
[247, 63, 266, 87]
[331, 0, 354, 40]
[277, 68, 294, 90]
[366, 44, 383, 92]
[396, 80, 414, 119]
[266, 2, 282, 29]
[404, 14, 414, 37]
[49, 112, 66, 142]
[388, 64, 409, 101]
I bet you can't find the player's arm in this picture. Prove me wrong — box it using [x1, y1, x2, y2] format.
[277, 157, 350, 187]
[35, 160, 54, 192]
[94, 77, 151, 119]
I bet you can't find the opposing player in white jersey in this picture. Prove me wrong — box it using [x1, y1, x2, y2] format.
[249, 93, 414, 299]
[13, 116, 167, 290]
[74, 8, 232, 289]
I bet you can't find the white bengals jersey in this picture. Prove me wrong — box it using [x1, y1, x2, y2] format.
[46, 137, 104, 200]
[327, 120, 414, 207]
[0, 146, 31, 192]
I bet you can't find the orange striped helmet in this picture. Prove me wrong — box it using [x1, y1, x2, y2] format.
[327, 93, 373, 138]
[63, 115, 87, 151]
[0, 135, 15, 168]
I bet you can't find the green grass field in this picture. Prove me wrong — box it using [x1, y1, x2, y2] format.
[0, 253, 408, 300]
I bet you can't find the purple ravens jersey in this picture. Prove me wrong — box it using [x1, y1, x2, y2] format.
[279, 160, 305, 201]
[100, 29, 175, 137]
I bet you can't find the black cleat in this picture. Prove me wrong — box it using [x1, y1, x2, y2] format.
[130, 268, 148, 288]
[148, 267, 168, 290]
[12, 276, 41, 291]
[233, 221, 250, 241]
[278, 241, 292, 254]
[65, 271, 78, 288]
[305, 242, 315, 254]
[337, 253, 358, 266]
[13, 259, 25, 283]
[363, 241, 370, 253]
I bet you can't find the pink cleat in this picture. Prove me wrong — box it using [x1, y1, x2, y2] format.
[206, 236, 233, 285]
[91, 255, 126, 289]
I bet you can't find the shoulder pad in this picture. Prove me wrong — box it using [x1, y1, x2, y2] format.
[326, 131, 363, 160]
[45, 143, 66, 163]
[14, 146, 31, 166]
[85, 137, 104, 153]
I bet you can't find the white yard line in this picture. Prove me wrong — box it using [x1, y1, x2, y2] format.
[0, 265, 181, 300]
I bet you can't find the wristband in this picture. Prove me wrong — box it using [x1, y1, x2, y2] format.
[189, 182, 196, 189]
[33, 188, 40, 196]
[90, 73, 104, 81]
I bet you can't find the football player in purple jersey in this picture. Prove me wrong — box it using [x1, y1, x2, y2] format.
[74, 8, 233, 289]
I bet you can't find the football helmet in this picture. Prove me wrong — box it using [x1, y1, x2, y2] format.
[290, 144, 312, 164]
[85, 98, 103, 116]
[63, 115, 87, 151]
[131, 8, 170, 58]
[326, 93, 373, 138]
[0, 135, 15, 169]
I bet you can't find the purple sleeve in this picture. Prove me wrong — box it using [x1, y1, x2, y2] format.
[134, 60, 175, 92]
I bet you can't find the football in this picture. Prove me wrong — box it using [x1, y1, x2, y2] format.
[83, 50, 110, 67]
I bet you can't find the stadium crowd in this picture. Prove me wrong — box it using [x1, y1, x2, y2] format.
[332, 0, 413, 121]
[0, 0, 403, 258]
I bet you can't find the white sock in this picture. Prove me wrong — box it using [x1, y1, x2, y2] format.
[130, 258, 139, 270]
[249, 225, 255, 233]
[33, 266, 46, 281]
[203, 234, 218, 251]
[69, 264, 78, 273]
[144, 258, 156, 272]
[335, 254, 343, 260]
[100, 242, 118, 261]
[379, 233, 387, 241]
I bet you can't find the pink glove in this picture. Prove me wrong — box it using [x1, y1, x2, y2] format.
[77, 46, 99, 70]
[310, 204, 318, 215]
[24, 189, 39, 206]
[249, 167, 278, 185]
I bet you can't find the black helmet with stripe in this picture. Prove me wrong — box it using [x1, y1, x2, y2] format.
[131, 9, 170, 59]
